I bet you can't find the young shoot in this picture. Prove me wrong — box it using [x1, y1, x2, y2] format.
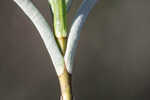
[13, 0, 98, 100]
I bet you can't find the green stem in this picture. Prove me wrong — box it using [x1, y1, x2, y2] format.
[48, 1, 72, 100]
[48, 0, 67, 54]
[58, 67, 73, 100]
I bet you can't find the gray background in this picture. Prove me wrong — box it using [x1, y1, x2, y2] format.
[1, 0, 150, 100]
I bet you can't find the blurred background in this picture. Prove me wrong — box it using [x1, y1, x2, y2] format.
[1, 0, 150, 100]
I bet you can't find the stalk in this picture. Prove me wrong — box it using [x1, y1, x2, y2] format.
[48, 0, 67, 55]
[58, 67, 72, 100]
[48, 0, 72, 99]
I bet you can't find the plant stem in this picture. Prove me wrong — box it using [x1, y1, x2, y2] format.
[57, 37, 67, 55]
[58, 67, 73, 100]
[49, 1, 72, 99]
[48, 0, 67, 55]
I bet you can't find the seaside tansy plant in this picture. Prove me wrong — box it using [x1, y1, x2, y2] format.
[13, 0, 98, 100]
